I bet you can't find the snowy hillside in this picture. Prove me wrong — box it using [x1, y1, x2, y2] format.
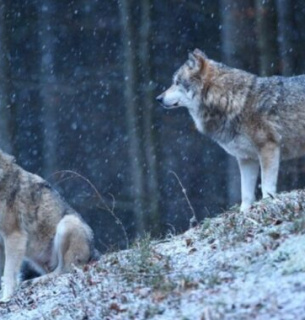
[1, 190, 305, 319]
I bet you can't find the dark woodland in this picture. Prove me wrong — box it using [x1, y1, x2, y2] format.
[0, 0, 305, 251]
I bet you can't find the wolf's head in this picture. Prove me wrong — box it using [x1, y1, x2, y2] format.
[156, 49, 209, 111]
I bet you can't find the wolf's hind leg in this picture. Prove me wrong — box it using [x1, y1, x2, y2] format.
[1, 232, 27, 302]
[23, 216, 92, 289]
[259, 143, 280, 199]
[53, 215, 91, 274]
[0, 236, 5, 289]
[238, 158, 259, 212]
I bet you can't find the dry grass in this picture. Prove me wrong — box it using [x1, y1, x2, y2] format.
[201, 190, 305, 247]
[2, 190, 305, 319]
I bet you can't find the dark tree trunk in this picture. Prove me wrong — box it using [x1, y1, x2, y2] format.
[255, 0, 279, 76]
[275, 0, 300, 189]
[0, 3, 13, 153]
[139, 0, 161, 236]
[119, 0, 146, 236]
[275, 0, 297, 76]
[38, 1, 58, 177]
[295, 0, 305, 73]
[221, 0, 257, 72]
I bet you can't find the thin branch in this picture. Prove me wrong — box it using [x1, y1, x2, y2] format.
[170, 170, 198, 228]
[49, 170, 129, 248]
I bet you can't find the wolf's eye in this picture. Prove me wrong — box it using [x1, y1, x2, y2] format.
[181, 81, 190, 92]
[175, 78, 190, 92]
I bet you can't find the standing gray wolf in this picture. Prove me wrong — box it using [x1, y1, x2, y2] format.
[0, 150, 99, 302]
[157, 49, 305, 212]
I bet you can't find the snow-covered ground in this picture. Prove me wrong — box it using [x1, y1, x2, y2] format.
[1, 190, 305, 319]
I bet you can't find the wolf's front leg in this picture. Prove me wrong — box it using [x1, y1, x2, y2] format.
[0, 236, 4, 290]
[1, 232, 27, 302]
[238, 158, 259, 212]
[259, 143, 280, 199]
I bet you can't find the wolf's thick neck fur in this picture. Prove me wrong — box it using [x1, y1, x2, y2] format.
[158, 48, 305, 213]
[193, 62, 256, 143]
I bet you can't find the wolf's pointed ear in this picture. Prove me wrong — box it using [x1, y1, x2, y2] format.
[187, 52, 194, 67]
[193, 48, 208, 59]
[187, 49, 207, 73]
[187, 52, 201, 70]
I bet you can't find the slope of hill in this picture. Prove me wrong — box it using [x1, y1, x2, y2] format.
[1, 190, 305, 319]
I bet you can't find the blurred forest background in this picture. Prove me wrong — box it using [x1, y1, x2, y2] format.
[0, 0, 305, 251]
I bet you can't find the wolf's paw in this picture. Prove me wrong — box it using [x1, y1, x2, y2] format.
[0, 294, 12, 304]
[21, 273, 55, 289]
[240, 202, 252, 213]
[20, 279, 34, 289]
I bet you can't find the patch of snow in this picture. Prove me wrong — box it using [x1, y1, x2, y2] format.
[2, 191, 305, 319]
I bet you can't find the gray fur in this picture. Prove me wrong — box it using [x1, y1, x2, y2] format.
[157, 49, 305, 212]
[0, 150, 98, 302]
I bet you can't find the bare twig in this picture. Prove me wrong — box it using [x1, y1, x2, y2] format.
[170, 170, 198, 228]
[49, 170, 129, 248]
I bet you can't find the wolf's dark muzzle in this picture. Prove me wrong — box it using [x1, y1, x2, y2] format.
[156, 95, 163, 104]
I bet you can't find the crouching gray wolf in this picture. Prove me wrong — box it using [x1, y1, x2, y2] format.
[0, 150, 99, 302]
[157, 49, 305, 212]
